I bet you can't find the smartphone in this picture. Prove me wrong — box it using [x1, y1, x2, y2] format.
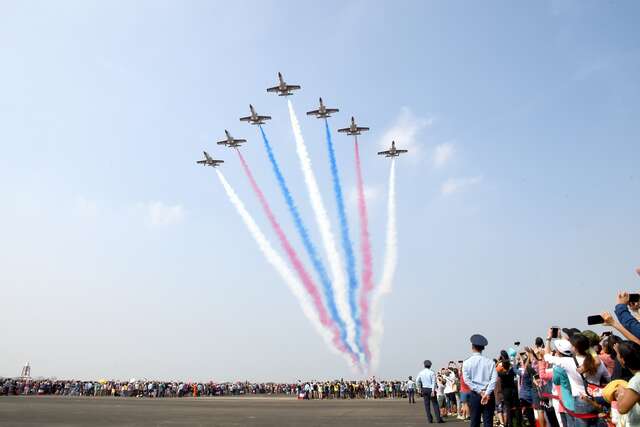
[551, 327, 560, 339]
[514, 341, 521, 346]
[630, 293, 640, 303]
[587, 315, 605, 325]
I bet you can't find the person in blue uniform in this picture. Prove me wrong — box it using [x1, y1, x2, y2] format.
[462, 334, 497, 427]
[417, 360, 445, 423]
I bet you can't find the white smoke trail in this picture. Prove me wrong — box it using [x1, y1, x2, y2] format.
[216, 169, 353, 366]
[369, 159, 397, 370]
[287, 100, 360, 364]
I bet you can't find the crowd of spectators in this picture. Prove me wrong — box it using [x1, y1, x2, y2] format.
[3, 281, 640, 427]
[419, 287, 640, 427]
[0, 378, 413, 400]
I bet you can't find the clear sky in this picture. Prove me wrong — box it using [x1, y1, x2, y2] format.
[1, 0, 638, 381]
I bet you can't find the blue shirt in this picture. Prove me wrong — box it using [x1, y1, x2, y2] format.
[463, 352, 497, 394]
[615, 304, 640, 339]
[518, 366, 534, 403]
[416, 368, 437, 389]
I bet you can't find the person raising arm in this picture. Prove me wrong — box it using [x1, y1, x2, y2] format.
[602, 311, 640, 345]
[614, 292, 640, 340]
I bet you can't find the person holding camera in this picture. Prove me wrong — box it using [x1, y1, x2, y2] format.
[615, 292, 640, 340]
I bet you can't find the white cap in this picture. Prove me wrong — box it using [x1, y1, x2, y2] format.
[553, 339, 573, 356]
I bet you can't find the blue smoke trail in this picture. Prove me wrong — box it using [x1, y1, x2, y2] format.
[258, 125, 356, 357]
[324, 119, 363, 358]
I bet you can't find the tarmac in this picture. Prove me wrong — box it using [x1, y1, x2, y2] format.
[0, 396, 467, 427]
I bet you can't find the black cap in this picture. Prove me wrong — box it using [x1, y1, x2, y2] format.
[470, 334, 488, 347]
[562, 328, 581, 338]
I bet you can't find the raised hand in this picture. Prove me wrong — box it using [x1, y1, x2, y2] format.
[618, 292, 630, 305]
[602, 312, 614, 326]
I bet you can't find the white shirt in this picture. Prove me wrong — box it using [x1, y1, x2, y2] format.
[543, 354, 610, 397]
[444, 372, 456, 394]
[416, 367, 437, 389]
[406, 379, 416, 390]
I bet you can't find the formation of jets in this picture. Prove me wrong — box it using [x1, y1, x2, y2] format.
[197, 72, 408, 166]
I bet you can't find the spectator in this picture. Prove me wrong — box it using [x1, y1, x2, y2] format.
[615, 292, 640, 340]
[417, 359, 444, 424]
[615, 341, 640, 426]
[496, 350, 519, 427]
[406, 376, 416, 404]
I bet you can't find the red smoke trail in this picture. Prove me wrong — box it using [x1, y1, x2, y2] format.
[236, 149, 349, 356]
[355, 138, 373, 363]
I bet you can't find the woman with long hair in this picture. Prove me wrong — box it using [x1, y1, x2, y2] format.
[497, 350, 520, 427]
[545, 330, 610, 427]
[615, 341, 640, 425]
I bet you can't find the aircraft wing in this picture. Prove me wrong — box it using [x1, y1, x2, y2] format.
[239, 116, 252, 122]
[196, 160, 207, 164]
[377, 150, 391, 155]
[286, 85, 301, 90]
[235, 139, 247, 143]
[306, 109, 320, 116]
[257, 115, 271, 120]
[337, 127, 349, 133]
[397, 149, 408, 153]
[357, 126, 370, 132]
[214, 160, 224, 164]
[216, 140, 228, 145]
[266, 86, 280, 93]
[325, 108, 339, 114]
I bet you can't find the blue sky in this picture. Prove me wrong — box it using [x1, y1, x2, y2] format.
[1, 0, 638, 381]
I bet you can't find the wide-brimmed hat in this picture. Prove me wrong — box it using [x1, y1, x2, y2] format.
[603, 380, 628, 403]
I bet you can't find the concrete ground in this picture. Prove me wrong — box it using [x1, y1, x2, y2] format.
[0, 396, 467, 427]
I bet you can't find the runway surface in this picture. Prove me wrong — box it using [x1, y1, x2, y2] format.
[0, 396, 467, 426]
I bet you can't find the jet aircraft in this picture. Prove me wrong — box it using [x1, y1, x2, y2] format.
[239, 104, 271, 125]
[196, 151, 224, 167]
[377, 141, 408, 157]
[337, 116, 370, 136]
[266, 72, 301, 96]
[306, 97, 339, 118]
[216, 130, 247, 148]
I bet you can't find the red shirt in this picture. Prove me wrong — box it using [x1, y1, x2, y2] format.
[459, 373, 470, 393]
